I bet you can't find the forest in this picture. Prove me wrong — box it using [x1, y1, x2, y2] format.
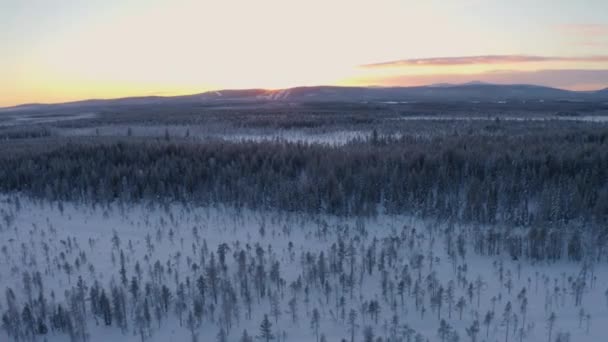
[0, 104, 607, 342]
[1, 123, 607, 226]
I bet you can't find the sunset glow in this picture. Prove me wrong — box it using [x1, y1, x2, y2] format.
[2, 0, 608, 106]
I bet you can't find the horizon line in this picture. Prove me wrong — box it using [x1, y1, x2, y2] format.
[3, 82, 607, 110]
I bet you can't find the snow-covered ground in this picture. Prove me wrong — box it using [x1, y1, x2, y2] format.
[393, 115, 608, 122]
[0, 196, 605, 342]
[0, 113, 97, 127]
[58, 125, 372, 146]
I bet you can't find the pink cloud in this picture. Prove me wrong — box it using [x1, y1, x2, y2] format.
[361, 55, 608, 68]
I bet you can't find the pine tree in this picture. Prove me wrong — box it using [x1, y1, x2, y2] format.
[456, 296, 466, 320]
[258, 314, 274, 342]
[546, 312, 556, 342]
[348, 309, 357, 342]
[216, 327, 227, 342]
[270, 293, 281, 323]
[119, 250, 128, 286]
[503, 302, 512, 342]
[206, 254, 219, 304]
[311, 308, 321, 342]
[288, 297, 298, 324]
[466, 320, 479, 342]
[363, 326, 375, 342]
[438, 319, 451, 342]
[240, 329, 254, 342]
[99, 290, 112, 326]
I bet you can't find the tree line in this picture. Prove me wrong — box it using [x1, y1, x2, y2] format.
[0, 128, 606, 227]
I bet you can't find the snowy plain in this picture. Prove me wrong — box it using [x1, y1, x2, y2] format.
[0, 195, 606, 342]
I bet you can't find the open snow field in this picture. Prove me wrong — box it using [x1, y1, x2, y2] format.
[0, 195, 606, 342]
[0, 113, 98, 127]
[56, 125, 370, 146]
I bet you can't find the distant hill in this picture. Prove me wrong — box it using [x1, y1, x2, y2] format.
[255, 83, 601, 102]
[2, 83, 607, 112]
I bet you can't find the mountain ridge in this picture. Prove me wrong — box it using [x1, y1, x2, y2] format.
[2, 83, 608, 111]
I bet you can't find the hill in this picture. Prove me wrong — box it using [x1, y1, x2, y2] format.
[2, 83, 607, 113]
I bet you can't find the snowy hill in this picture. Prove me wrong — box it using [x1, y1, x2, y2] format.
[2, 83, 608, 113]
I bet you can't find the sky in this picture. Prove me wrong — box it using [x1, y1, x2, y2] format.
[1, 0, 608, 106]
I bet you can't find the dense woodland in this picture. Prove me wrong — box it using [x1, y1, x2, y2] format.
[1, 126, 607, 226]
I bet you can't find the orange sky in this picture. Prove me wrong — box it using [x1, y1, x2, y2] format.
[2, 0, 608, 106]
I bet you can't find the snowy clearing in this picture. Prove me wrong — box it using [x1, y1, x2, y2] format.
[0, 196, 605, 342]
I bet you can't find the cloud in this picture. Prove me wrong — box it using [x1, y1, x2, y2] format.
[350, 69, 608, 91]
[361, 55, 608, 68]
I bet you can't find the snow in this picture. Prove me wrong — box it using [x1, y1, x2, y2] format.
[0, 195, 606, 342]
[0, 113, 97, 127]
[394, 115, 608, 122]
[58, 125, 373, 146]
